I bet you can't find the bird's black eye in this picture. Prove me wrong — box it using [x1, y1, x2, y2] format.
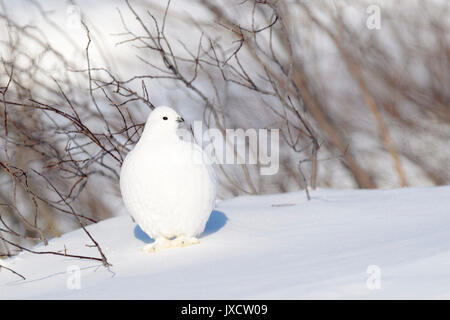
[163, 116, 168, 120]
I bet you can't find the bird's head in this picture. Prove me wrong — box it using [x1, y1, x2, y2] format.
[141, 106, 184, 140]
[146, 106, 184, 129]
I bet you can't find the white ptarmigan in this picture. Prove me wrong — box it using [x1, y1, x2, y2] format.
[120, 106, 216, 252]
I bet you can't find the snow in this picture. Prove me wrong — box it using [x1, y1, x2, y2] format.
[1, 186, 450, 299]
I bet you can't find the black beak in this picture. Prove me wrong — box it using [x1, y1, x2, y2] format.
[176, 117, 184, 123]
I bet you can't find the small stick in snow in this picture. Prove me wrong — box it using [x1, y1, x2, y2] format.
[0, 264, 25, 280]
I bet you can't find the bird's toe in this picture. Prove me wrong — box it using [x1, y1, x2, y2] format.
[173, 236, 200, 247]
[142, 238, 171, 253]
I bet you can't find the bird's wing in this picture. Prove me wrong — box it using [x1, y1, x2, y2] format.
[188, 141, 217, 185]
[201, 146, 218, 186]
[185, 141, 217, 209]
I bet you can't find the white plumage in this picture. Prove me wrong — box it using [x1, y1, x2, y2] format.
[120, 106, 216, 252]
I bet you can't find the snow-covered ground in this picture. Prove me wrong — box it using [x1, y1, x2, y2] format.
[1, 186, 450, 299]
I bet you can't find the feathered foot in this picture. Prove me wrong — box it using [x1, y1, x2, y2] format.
[142, 237, 172, 253]
[171, 236, 200, 248]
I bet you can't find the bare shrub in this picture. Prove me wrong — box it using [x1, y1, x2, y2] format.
[0, 0, 448, 277]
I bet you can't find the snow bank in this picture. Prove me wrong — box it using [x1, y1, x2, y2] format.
[1, 186, 450, 299]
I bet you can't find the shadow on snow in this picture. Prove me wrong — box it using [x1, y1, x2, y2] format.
[133, 210, 228, 244]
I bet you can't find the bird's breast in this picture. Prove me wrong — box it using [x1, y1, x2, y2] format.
[120, 142, 212, 199]
[119, 140, 215, 238]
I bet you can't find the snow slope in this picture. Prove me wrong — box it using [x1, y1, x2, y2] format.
[1, 186, 450, 299]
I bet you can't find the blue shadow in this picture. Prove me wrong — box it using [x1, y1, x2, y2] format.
[134, 224, 153, 244]
[201, 210, 228, 238]
[134, 210, 228, 244]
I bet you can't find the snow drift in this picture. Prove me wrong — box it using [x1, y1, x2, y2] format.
[1, 186, 450, 299]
